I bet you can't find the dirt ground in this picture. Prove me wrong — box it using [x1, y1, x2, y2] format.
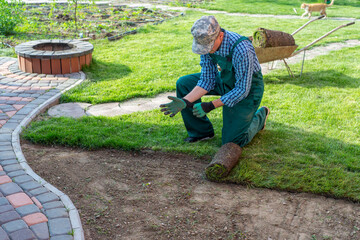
[21, 140, 360, 240]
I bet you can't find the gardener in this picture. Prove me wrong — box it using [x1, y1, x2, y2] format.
[160, 15, 270, 147]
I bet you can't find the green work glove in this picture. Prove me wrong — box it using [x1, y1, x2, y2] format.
[160, 96, 186, 117]
[193, 102, 215, 118]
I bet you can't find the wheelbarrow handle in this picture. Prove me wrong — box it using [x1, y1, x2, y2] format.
[345, 22, 355, 27]
[291, 15, 326, 36]
[291, 21, 356, 57]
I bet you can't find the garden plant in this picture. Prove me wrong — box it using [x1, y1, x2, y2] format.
[0, 0, 24, 35]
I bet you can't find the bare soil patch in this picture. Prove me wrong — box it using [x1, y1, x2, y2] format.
[21, 140, 360, 240]
[2, 4, 182, 48]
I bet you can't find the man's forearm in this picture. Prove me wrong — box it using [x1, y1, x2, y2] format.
[183, 86, 208, 103]
[212, 98, 224, 108]
[183, 86, 224, 110]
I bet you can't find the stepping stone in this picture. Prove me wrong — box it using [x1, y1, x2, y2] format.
[120, 98, 159, 112]
[148, 92, 176, 105]
[47, 102, 91, 118]
[86, 102, 123, 116]
[47, 92, 177, 118]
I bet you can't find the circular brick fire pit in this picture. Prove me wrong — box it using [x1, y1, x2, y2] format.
[15, 39, 93, 74]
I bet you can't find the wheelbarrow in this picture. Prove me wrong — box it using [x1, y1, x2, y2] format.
[253, 15, 355, 77]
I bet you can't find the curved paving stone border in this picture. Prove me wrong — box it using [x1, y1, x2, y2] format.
[0, 57, 85, 240]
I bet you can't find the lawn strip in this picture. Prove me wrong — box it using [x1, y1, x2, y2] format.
[61, 12, 360, 104]
[195, 0, 359, 19]
[22, 46, 360, 200]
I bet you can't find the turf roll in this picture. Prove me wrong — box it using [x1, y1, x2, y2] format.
[252, 28, 295, 48]
[205, 142, 242, 181]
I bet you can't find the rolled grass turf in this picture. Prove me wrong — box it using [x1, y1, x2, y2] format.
[205, 142, 242, 181]
[252, 28, 295, 48]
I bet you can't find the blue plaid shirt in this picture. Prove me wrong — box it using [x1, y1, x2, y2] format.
[197, 30, 261, 107]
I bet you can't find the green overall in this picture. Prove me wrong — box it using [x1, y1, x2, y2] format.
[176, 36, 267, 147]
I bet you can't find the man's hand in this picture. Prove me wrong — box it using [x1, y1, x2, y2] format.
[160, 96, 187, 117]
[193, 102, 215, 118]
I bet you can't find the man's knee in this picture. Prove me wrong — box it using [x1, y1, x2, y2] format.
[223, 133, 249, 148]
[176, 75, 188, 90]
[176, 76, 189, 98]
[176, 74, 199, 97]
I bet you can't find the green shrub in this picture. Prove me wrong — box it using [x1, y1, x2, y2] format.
[0, 0, 24, 35]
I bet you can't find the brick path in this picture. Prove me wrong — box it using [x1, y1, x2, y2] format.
[0, 57, 85, 240]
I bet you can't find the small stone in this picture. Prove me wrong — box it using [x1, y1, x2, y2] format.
[7, 170, 26, 178]
[0, 204, 13, 213]
[6, 192, 33, 208]
[0, 160, 18, 166]
[13, 175, 33, 184]
[48, 218, 72, 236]
[29, 187, 48, 196]
[0, 227, 10, 240]
[0, 183, 23, 196]
[0, 211, 21, 225]
[9, 228, 36, 240]
[50, 235, 73, 240]
[0, 150, 15, 160]
[2, 219, 27, 234]
[45, 207, 69, 219]
[36, 192, 59, 204]
[42, 201, 64, 210]
[0, 175, 12, 185]
[23, 212, 48, 226]
[30, 222, 50, 240]
[15, 204, 40, 217]
[3, 164, 21, 173]
[0, 197, 10, 206]
[18, 181, 43, 192]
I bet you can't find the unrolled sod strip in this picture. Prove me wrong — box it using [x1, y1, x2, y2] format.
[253, 28, 295, 48]
[205, 142, 242, 181]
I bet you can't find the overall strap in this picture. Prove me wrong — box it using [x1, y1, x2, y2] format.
[209, 53, 217, 63]
[228, 36, 250, 57]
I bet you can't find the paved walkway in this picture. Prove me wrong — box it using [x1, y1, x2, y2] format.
[0, 57, 84, 240]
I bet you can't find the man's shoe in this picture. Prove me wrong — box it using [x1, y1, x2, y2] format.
[184, 132, 214, 143]
[261, 106, 270, 130]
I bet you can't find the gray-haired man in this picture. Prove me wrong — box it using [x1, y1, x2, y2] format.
[160, 15, 269, 147]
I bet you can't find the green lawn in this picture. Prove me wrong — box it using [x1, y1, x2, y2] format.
[61, 12, 360, 104]
[196, 0, 360, 19]
[0, 47, 15, 57]
[22, 11, 360, 201]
